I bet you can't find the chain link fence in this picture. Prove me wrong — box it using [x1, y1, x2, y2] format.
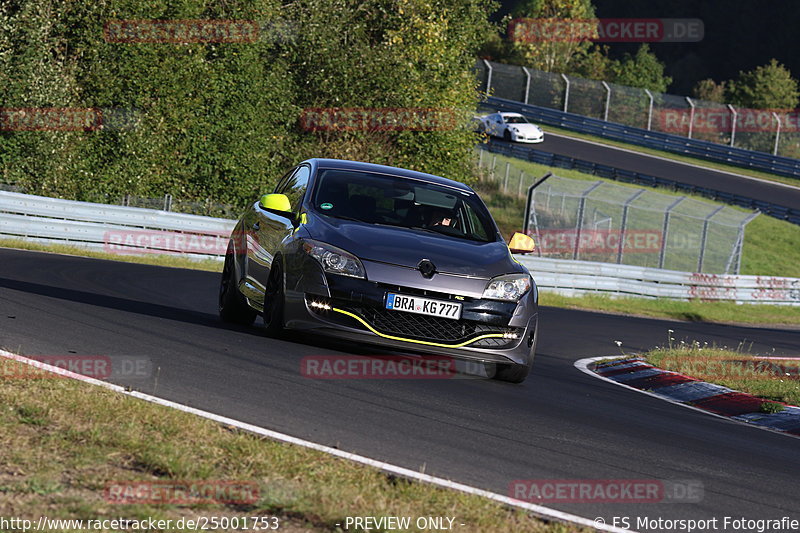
[526, 175, 757, 274]
[474, 152, 758, 274]
[476, 60, 800, 159]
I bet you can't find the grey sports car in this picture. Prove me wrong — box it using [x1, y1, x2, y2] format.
[219, 158, 539, 382]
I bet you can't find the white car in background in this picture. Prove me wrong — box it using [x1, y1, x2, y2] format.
[478, 112, 545, 143]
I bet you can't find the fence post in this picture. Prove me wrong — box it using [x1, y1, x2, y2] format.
[602, 81, 611, 121]
[503, 162, 510, 193]
[686, 97, 695, 139]
[164, 194, 173, 212]
[522, 66, 532, 105]
[728, 104, 738, 147]
[478, 149, 483, 169]
[491, 155, 497, 180]
[697, 205, 725, 272]
[573, 181, 603, 260]
[659, 196, 685, 268]
[523, 172, 553, 258]
[617, 189, 645, 264]
[482, 59, 493, 95]
[733, 212, 759, 274]
[518, 171, 525, 197]
[773, 112, 781, 155]
[644, 89, 654, 131]
[561, 73, 570, 113]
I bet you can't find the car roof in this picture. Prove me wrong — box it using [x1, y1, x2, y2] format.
[499, 112, 524, 118]
[305, 158, 474, 192]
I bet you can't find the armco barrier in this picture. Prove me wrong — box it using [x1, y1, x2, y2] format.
[2, 191, 798, 305]
[480, 140, 800, 225]
[0, 190, 236, 260]
[517, 256, 800, 306]
[486, 96, 800, 181]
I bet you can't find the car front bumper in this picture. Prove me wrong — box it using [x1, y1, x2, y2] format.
[282, 259, 538, 367]
[511, 131, 544, 143]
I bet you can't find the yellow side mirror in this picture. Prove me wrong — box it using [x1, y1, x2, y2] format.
[259, 193, 291, 213]
[508, 232, 535, 254]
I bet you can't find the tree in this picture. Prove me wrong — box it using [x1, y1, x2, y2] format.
[612, 44, 672, 93]
[692, 79, 727, 103]
[726, 59, 799, 109]
[571, 44, 615, 81]
[509, 0, 597, 72]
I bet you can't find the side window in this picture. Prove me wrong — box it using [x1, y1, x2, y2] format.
[273, 167, 298, 194]
[282, 165, 311, 213]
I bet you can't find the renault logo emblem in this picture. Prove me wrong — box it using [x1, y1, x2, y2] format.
[417, 259, 436, 279]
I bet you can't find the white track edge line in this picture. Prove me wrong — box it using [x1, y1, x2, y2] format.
[0, 349, 631, 533]
[546, 131, 800, 192]
[575, 356, 800, 440]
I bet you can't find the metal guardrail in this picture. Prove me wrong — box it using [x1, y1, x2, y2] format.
[480, 140, 800, 226]
[0, 191, 236, 260]
[518, 256, 800, 305]
[2, 191, 798, 305]
[486, 96, 800, 181]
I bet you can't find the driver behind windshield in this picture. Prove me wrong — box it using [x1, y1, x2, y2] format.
[426, 207, 455, 228]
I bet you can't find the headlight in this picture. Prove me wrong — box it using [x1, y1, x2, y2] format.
[303, 240, 365, 279]
[482, 274, 531, 302]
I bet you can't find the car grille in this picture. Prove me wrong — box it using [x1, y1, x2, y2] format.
[341, 305, 519, 347]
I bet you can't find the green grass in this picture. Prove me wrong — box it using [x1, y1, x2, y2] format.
[539, 292, 800, 326]
[643, 345, 800, 406]
[477, 152, 800, 278]
[0, 357, 575, 533]
[0, 238, 223, 273]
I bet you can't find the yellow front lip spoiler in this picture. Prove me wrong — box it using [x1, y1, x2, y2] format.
[331, 307, 508, 349]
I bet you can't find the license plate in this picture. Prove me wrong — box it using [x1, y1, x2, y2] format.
[385, 293, 462, 320]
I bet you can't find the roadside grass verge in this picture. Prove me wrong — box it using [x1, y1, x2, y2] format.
[475, 153, 800, 279]
[643, 345, 800, 407]
[0, 238, 222, 272]
[0, 356, 577, 533]
[537, 123, 800, 189]
[539, 292, 800, 327]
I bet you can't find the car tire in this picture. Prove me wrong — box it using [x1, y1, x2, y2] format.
[503, 129, 512, 142]
[489, 362, 531, 383]
[219, 242, 257, 325]
[262, 259, 285, 337]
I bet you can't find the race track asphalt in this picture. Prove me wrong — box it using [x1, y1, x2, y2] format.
[1, 248, 799, 528]
[520, 132, 800, 212]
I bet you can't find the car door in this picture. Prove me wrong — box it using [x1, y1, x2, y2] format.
[246, 165, 311, 305]
[496, 114, 507, 136]
[486, 113, 500, 136]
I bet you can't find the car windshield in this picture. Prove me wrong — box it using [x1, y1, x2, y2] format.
[503, 115, 529, 124]
[311, 169, 497, 242]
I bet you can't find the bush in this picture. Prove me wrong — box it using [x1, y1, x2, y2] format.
[0, 0, 492, 209]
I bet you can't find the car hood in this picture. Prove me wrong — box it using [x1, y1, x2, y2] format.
[507, 123, 542, 134]
[305, 215, 521, 278]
